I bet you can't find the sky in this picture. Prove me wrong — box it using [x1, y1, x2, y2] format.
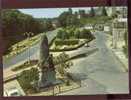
[19, 7, 90, 18]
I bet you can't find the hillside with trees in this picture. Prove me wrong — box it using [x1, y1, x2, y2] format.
[2, 9, 54, 54]
[2, 7, 110, 54]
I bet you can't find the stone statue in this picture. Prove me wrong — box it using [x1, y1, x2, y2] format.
[38, 34, 56, 88]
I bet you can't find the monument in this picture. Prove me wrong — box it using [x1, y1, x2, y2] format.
[38, 34, 56, 88]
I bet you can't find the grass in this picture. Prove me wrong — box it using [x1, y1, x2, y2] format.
[11, 60, 38, 71]
[11, 38, 95, 72]
[16, 64, 81, 96]
[50, 39, 86, 51]
[50, 37, 94, 52]
[4, 33, 42, 58]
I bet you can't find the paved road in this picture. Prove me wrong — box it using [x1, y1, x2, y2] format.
[3, 30, 129, 95]
[3, 29, 59, 69]
[58, 31, 129, 95]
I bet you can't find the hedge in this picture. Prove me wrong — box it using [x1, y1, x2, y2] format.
[55, 39, 79, 46]
[11, 60, 38, 71]
[50, 39, 91, 52]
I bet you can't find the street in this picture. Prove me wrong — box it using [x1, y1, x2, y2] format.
[3, 7, 128, 96]
[3, 29, 59, 69]
[58, 31, 129, 95]
[3, 30, 129, 95]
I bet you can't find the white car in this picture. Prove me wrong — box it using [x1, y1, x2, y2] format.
[6, 88, 22, 96]
[84, 43, 89, 47]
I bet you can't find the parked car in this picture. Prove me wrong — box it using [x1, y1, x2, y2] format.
[6, 88, 22, 96]
[84, 43, 89, 47]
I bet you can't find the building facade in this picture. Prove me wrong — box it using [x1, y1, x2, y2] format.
[111, 7, 127, 49]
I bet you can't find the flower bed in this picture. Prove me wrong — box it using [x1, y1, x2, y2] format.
[50, 39, 92, 52]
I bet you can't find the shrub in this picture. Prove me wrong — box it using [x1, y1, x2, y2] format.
[80, 29, 95, 40]
[65, 79, 70, 86]
[12, 60, 38, 71]
[55, 39, 79, 46]
[18, 68, 39, 92]
[56, 27, 94, 40]
[74, 29, 81, 39]
[57, 29, 69, 40]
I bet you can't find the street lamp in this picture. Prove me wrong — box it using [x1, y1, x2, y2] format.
[24, 32, 34, 64]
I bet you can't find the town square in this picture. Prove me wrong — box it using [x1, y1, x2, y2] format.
[2, 7, 128, 96]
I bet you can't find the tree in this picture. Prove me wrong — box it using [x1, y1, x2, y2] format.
[66, 26, 75, 37]
[80, 29, 93, 39]
[57, 29, 63, 39]
[58, 10, 80, 27]
[57, 29, 69, 40]
[74, 29, 80, 39]
[55, 52, 73, 77]
[2, 9, 43, 36]
[2, 9, 44, 54]
[57, 61, 72, 77]
[44, 19, 54, 31]
[102, 7, 107, 16]
[79, 10, 86, 18]
[74, 11, 78, 16]
[68, 8, 73, 15]
[89, 7, 95, 17]
[58, 11, 70, 27]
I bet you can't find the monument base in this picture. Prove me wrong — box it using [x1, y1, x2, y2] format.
[37, 70, 62, 91]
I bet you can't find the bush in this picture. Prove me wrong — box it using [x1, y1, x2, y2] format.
[12, 60, 38, 71]
[57, 29, 69, 40]
[55, 39, 79, 46]
[65, 79, 70, 86]
[74, 29, 81, 39]
[18, 68, 39, 92]
[66, 26, 76, 37]
[56, 27, 94, 42]
[80, 29, 92, 39]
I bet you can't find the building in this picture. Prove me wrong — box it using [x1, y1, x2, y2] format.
[112, 7, 128, 49]
[106, 7, 127, 18]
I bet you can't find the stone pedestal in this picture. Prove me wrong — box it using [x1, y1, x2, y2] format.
[38, 69, 56, 88]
